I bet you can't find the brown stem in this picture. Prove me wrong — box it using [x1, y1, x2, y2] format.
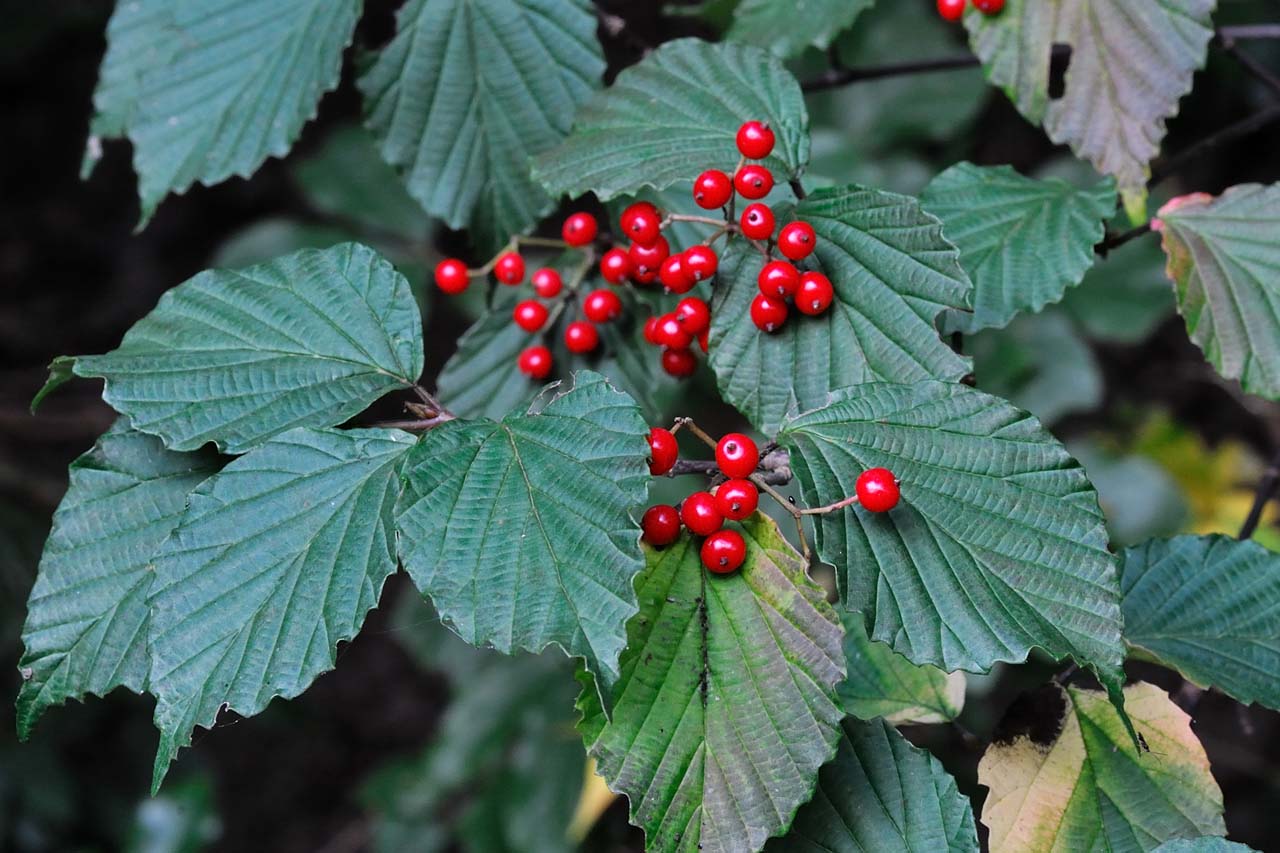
[1239, 449, 1280, 540]
[672, 417, 719, 450]
[799, 493, 861, 515]
[374, 414, 454, 431]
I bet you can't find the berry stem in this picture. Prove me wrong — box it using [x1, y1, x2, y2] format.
[788, 179, 807, 201]
[372, 413, 455, 431]
[798, 493, 861, 515]
[671, 416, 719, 450]
[748, 471, 811, 562]
[664, 213, 729, 228]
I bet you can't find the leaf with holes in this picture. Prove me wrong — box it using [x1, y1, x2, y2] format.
[15, 425, 220, 739]
[727, 0, 875, 57]
[577, 513, 845, 853]
[839, 611, 965, 726]
[148, 427, 415, 791]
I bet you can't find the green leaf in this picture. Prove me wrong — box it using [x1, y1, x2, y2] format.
[980, 682, 1225, 853]
[838, 611, 964, 725]
[359, 0, 604, 254]
[780, 381, 1126, 690]
[1154, 184, 1280, 400]
[766, 718, 978, 852]
[1120, 535, 1280, 711]
[15, 425, 220, 739]
[709, 186, 972, 435]
[1154, 841, 1260, 853]
[396, 372, 649, 688]
[533, 38, 809, 203]
[726, 0, 874, 57]
[921, 163, 1115, 333]
[148, 427, 415, 791]
[65, 243, 424, 454]
[578, 514, 845, 853]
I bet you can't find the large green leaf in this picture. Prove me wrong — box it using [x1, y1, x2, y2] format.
[578, 514, 845, 853]
[1120, 535, 1280, 711]
[921, 163, 1115, 333]
[148, 427, 415, 791]
[1154, 841, 1259, 853]
[766, 718, 978, 852]
[709, 186, 972, 435]
[1154, 184, 1280, 400]
[839, 611, 964, 726]
[15, 425, 220, 739]
[533, 38, 809, 202]
[52, 243, 423, 454]
[360, 0, 603, 254]
[726, 0, 874, 57]
[780, 381, 1126, 691]
[396, 372, 649, 688]
[980, 682, 1225, 853]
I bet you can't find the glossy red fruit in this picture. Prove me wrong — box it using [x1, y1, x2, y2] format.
[632, 266, 660, 286]
[684, 245, 718, 281]
[495, 251, 525, 285]
[702, 529, 746, 574]
[936, 0, 966, 21]
[661, 347, 697, 377]
[736, 121, 776, 160]
[659, 253, 696, 294]
[716, 433, 759, 479]
[734, 164, 774, 200]
[740, 203, 775, 240]
[655, 313, 693, 349]
[600, 248, 632, 284]
[642, 504, 681, 546]
[648, 426, 679, 475]
[750, 293, 789, 332]
[856, 467, 900, 512]
[583, 288, 623, 323]
[531, 267, 563, 298]
[629, 235, 670, 275]
[973, 0, 1004, 14]
[715, 479, 759, 521]
[777, 221, 816, 260]
[517, 345, 553, 379]
[620, 201, 662, 246]
[562, 212, 598, 247]
[513, 300, 548, 332]
[693, 169, 733, 209]
[434, 258, 470, 294]
[797, 271, 835, 316]
[564, 321, 599, 354]
[698, 328, 709, 353]
[680, 491, 724, 537]
[675, 297, 711, 335]
[643, 315, 662, 345]
[757, 260, 800, 299]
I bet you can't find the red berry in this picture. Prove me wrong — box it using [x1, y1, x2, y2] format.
[531, 267, 563, 298]
[620, 201, 662, 246]
[681, 491, 724, 537]
[517, 345, 552, 379]
[655, 313, 694, 349]
[629, 236, 670, 275]
[797, 271, 835, 316]
[758, 260, 800, 299]
[600, 248, 632, 284]
[856, 467, 900, 513]
[562, 212, 598, 247]
[684, 245, 718, 281]
[564, 321, 600, 354]
[495, 251, 525, 285]
[642, 504, 681, 546]
[698, 328, 709, 353]
[693, 169, 733, 210]
[648, 426, 679, 475]
[675, 297, 711, 335]
[662, 347, 697, 377]
[936, 0, 966, 21]
[583, 288, 623, 323]
[659, 253, 696, 294]
[434, 258, 469, 294]
[702, 529, 746, 574]
[777, 221, 816, 261]
[513, 299, 548, 332]
[736, 121, 776, 160]
[740, 203, 775, 240]
[716, 433, 759, 479]
[715, 479, 759, 521]
[632, 266, 660, 286]
[734, 164, 774, 200]
[750, 293, 789, 332]
[973, 0, 1004, 14]
[643, 315, 662, 345]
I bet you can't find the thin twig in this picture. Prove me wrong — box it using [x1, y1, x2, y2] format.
[373, 415, 454, 431]
[669, 459, 790, 485]
[789, 179, 807, 200]
[750, 472, 811, 561]
[1218, 33, 1280, 98]
[673, 417, 719, 450]
[799, 494, 860, 515]
[1151, 102, 1280, 186]
[1219, 24, 1280, 40]
[1239, 449, 1280, 540]
[801, 54, 981, 93]
[1095, 223, 1153, 257]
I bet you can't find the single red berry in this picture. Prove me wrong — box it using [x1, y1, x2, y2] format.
[620, 201, 662, 246]
[600, 248, 632, 284]
[632, 265, 660, 286]
[531, 267, 563, 298]
[715, 479, 759, 521]
[661, 347, 697, 377]
[675, 297, 711, 335]
[740, 203, 775, 240]
[643, 315, 662, 345]
[797, 271, 835, 316]
[495, 251, 525, 285]
[583, 288, 623, 323]
[936, 0, 966, 21]
[648, 426, 679, 475]
[681, 491, 724, 537]
[684, 245, 719, 281]
[564, 321, 600, 354]
[655, 313, 694, 349]
[659, 253, 696, 294]
[434, 258, 469, 294]
[973, 0, 1004, 14]
[513, 299, 548, 332]
[517, 345, 553, 380]
[698, 328, 709, 353]
[734, 164, 774, 200]
[716, 433, 759, 479]
[693, 169, 733, 210]
[758, 260, 800, 299]
[750, 293, 789, 333]
[856, 467, 901, 513]
[629, 235, 670, 275]
[777, 221, 816, 261]
[702, 529, 746, 574]
[736, 121, 776, 160]
[561, 212, 598, 247]
[642, 504, 681, 546]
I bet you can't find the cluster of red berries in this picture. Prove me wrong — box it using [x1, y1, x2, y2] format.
[936, 0, 1004, 22]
